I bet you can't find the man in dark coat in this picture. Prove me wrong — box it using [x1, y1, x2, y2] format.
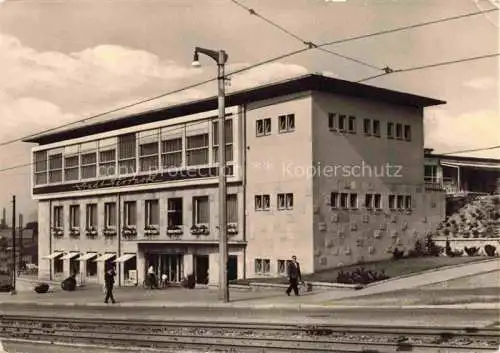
[104, 268, 116, 304]
[286, 255, 302, 296]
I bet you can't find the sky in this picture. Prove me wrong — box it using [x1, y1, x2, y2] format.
[0, 0, 498, 223]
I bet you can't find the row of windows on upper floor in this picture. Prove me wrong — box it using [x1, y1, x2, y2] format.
[50, 195, 238, 236]
[252, 192, 412, 211]
[255, 258, 293, 275]
[33, 120, 234, 186]
[255, 113, 413, 141]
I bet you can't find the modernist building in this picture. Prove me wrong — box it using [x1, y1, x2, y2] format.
[26, 74, 446, 286]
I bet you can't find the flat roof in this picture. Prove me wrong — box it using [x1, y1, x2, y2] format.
[425, 153, 500, 165]
[25, 73, 446, 145]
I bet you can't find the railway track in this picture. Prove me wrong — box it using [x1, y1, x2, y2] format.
[0, 315, 499, 352]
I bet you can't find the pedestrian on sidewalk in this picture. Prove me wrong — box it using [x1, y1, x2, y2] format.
[161, 273, 168, 289]
[286, 255, 302, 296]
[147, 265, 157, 289]
[104, 268, 116, 304]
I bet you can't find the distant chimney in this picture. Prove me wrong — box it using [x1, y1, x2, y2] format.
[0, 208, 6, 229]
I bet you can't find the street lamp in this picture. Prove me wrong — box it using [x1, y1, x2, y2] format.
[192, 46, 229, 303]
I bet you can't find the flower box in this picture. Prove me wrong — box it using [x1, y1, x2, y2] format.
[167, 226, 183, 237]
[144, 226, 160, 237]
[69, 227, 80, 237]
[190, 225, 209, 236]
[103, 228, 117, 238]
[51, 227, 64, 238]
[85, 227, 98, 238]
[227, 223, 238, 236]
[122, 226, 137, 238]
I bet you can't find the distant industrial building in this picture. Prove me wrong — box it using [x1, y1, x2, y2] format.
[25, 74, 446, 286]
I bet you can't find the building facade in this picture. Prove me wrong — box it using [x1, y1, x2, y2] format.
[27, 74, 446, 286]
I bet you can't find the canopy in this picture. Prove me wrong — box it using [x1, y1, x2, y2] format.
[76, 252, 98, 261]
[42, 251, 63, 260]
[114, 253, 136, 263]
[60, 252, 80, 260]
[95, 253, 116, 262]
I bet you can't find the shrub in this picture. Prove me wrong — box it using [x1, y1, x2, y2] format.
[336, 268, 389, 285]
[484, 244, 497, 257]
[181, 274, 196, 289]
[445, 240, 463, 257]
[425, 234, 444, 257]
[407, 240, 425, 258]
[392, 247, 405, 260]
[464, 246, 480, 257]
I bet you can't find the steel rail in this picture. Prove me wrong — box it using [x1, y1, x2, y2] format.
[0, 315, 498, 352]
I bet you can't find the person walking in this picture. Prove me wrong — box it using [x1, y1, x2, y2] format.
[104, 268, 116, 304]
[161, 273, 168, 289]
[286, 255, 302, 296]
[147, 265, 157, 289]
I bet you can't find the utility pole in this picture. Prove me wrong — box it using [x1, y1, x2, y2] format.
[192, 47, 229, 302]
[11, 195, 16, 294]
[19, 214, 23, 270]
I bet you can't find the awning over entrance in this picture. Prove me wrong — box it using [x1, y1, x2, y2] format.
[114, 253, 136, 263]
[76, 252, 98, 261]
[60, 252, 81, 260]
[95, 253, 116, 262]
[42, 251, 64, 260]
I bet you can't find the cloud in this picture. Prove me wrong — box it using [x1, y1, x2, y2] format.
[424, 109, 500, 158]
[462, 77, 498, 90]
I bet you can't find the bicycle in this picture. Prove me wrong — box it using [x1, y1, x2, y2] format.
[142, 275, 159, 289]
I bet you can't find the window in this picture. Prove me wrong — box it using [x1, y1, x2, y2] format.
[193, 196, 209, 225]
[118, 133, 136, 175]
[365, 193, 382, 209]
[167, 198, 183, 226]
[387, 122, 394, 139]
[34, 151, 48, 185]
[373, 120, 381, 137]
[388, 195, 396, 209]
[81, 152, 97, 179]
[396, 123, 403, 140]
[348, 116, 356, 133]
[349, 193, 358, 209]
[328, 113, 337, 131]
[54, 257, 63, 274]
[255, 194, 271, 211]
[85, 204, 97, 228]
[256, 118, 271, 136]
[338, 115, 347, 132]
[404, 125, 412, 141]
[404, 195, 412, 209]
[277, 193, 293, 210]
[374, 194, 382, 209]
[139, 142, 159, 172]
[64, 155, 79, 181]
[48, 153, 63, 183]
[340, 193, 348, 209]
[277, 260, 292, 275]
[397, 195, 404, 209]
[139, 130, 159, 172]
[104, 203, 116, 228]
[213, 120, 233, 163]
[254, 259, 270, 274]
[330, 192, 339, 208]
[227, 194, 238, 223]
[186, 134, 209, 166]
[69, 205, 80, 229]
[53, 206, 63, 228]
[278, 114, 295, 133]
[365, 194, 373, 209]
[99, 138, 116, 177]
[145, 200, 159, 226]
[123, 201, 137, 227]
[363, 119, 371, 135]
[161, 137, 182, 169]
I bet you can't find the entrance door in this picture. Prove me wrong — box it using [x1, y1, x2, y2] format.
[195, 255, 209, 284]
[227, 255, 238, 281]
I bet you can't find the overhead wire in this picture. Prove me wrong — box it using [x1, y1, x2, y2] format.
[229, 0, 383, 70]
[0, 7, 497, 149]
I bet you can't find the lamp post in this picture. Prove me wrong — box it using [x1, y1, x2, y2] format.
[192, 47, 229, 302]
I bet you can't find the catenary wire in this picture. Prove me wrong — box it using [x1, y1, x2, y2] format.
[229, 0, 383, 70]
[0, 7, 497, 149]
[356, 53, 500, 82]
